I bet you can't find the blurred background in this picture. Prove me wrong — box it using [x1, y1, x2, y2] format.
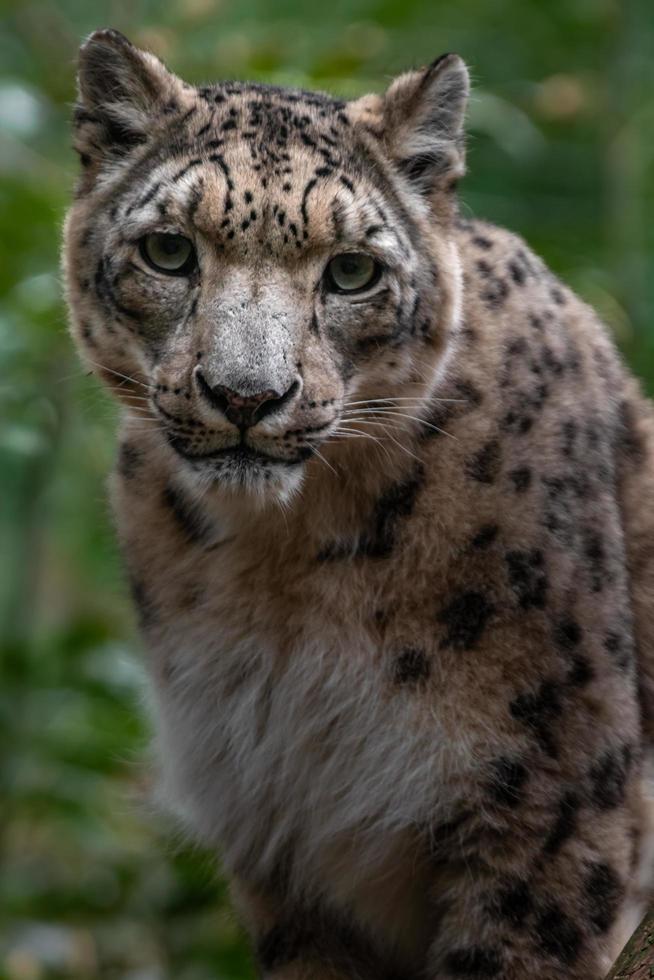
[1, 0, 653, 976]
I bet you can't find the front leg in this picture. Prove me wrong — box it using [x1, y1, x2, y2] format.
[424, 765, 641, 980]
[232, 877, 393, 980]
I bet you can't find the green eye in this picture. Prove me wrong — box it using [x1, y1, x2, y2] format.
[326, 253, 380, 294]
[140, 233, 196, 275]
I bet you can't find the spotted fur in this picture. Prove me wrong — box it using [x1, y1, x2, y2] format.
[64, 29, 654, 979]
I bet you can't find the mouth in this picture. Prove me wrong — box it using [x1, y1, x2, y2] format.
[166, 433, 310, 468]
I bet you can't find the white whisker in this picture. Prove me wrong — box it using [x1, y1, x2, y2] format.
[119, 393, 152, 404]
[85, 359, 152, 391]
[339, 417, 405, 433]
[309, 445, 337, 476]
[344, 397, 465, 406]
[332, 426, 395, 465]
[343, 408, 456, 440]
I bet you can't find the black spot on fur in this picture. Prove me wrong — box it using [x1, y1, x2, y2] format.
[604, 630, 633, 671]
[568, 655, 594, 687]
[501, 409, 533, 435]
[492, 880, 533, 927]
[356, 465, 425, 559]
[508, 260, 526, 285]
[583, 529, 607, 593]
[480, 276, 510, 309]
[127, 574, 157, 629]
[561, 419, 577, 457]
[541, 475, 577, 546]
[505, 549, 547, 609]
[536, 906, 581, 965]
[542, 344, 565, 377]
[590, 746, 631, 810]
[543, 792, 579, 855]
[393, 647, 430, 685]
[439, 591, 495, 650]
[454, 378, 483, 406]
[460, 324, 478, 346]
[426, 812, 472, 861]
[510, 680, 562, 758]
[489, 757, 529, 807]
[554, 617, 582, 650]
[509, 467, 532, 492]
[444, 947, 502, 976]
[162, 483, 213, 545]
[616, 400, 645, 465]
[471, 524, 499, 550]
[419, 379, 482, 441]
[373, 607, 389, 627]
[585, 862, 622, 934]
[117, 442, 142, 480]
[317, 465, 424, 561]
[507, 336, 528, 357]
[466, 440, 502, 484]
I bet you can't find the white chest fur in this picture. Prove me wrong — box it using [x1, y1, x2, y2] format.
[147, 553, 479, 914]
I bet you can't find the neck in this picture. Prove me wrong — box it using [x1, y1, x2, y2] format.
[193, 413, 427, 557]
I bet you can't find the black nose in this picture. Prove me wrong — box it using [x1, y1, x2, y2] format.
[196, 371, 300, 429]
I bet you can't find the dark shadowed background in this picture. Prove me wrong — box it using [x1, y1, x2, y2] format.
[1, 0, 653, 976]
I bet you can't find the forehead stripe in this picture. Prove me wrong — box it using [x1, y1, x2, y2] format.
[301, 178, 318, 226]
[172, 158, 203, 183]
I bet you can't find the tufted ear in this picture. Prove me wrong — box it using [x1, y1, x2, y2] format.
[73, 29, 187, 176]
[382, 53, 469, 196]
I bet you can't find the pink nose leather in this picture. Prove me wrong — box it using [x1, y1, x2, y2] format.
[213, 386, 280, 428]
[195, 369, 299, 428]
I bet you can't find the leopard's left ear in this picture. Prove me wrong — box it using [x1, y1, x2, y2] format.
[381, 53, 470, 195]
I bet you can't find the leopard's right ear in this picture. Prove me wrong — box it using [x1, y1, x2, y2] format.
[73, 29, 187, 179]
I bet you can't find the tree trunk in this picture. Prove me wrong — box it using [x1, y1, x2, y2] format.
[606, 906, 654, 978]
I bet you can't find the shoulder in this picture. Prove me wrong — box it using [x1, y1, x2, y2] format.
[452, 217, 618, 372]
[455, 217, 560, 310]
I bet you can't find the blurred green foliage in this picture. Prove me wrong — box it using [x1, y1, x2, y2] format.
[0, 0, 652, 976]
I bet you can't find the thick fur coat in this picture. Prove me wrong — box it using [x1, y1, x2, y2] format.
[64, 29, 654, 979]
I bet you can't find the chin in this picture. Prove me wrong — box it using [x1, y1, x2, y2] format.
[181, 450, 307, 508]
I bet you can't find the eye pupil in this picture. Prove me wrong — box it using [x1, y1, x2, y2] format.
[140, 233, 196, 275]
[162, 238, 182, 255]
